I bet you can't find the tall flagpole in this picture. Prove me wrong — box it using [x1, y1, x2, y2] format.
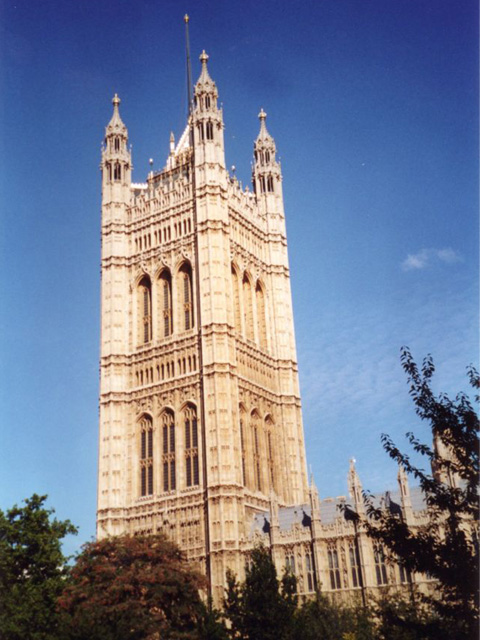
[184, 14, 212, 593]
[184, 14, 193, 115]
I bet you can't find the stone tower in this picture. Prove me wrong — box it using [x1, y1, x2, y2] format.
[97, 52, 309, 601]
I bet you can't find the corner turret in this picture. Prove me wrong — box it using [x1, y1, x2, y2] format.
[252, 109, 284, 216]
[348, 459, 365, 515]
[101, 94, 132, 210]
[192, 51, 225, 169]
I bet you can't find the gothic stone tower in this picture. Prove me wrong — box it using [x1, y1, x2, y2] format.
[97, 52, 309, 602]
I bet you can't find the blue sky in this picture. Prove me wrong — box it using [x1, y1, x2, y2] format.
[0, 0, 478, 555]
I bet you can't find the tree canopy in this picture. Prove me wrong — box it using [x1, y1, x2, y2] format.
[364, 348, 479, 640]
[224, 546, 297, 640]
[0, 493, 77, 640]
[58, 533, 206, 640]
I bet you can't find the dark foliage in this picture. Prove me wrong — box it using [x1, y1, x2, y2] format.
[364, 348, 479, 640]
[293, 592, 375, 640]
[224, 546, 297, 640]
[58, 533, 207, 640]
[0, 494, 77, 640]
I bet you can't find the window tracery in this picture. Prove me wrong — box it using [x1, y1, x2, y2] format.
[348, 541, 361, 588]
[242, 273, 254, 341]
[327, 546, 342, 589]
[139, 415, 153, 497]
[184, 404, 199, 487]
[179, 264, 194, 331]
[255, 281, 267, 349]
[373, 544, 388, 585]
[159, 270, 172, 337]
[161, 410, 176, 492]
[251, 411, 261, 492]
[138, 276, 152, 344]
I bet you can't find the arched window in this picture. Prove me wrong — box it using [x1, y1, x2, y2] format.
[349, 542, 361, 588]
[179, 264, 194, 331]
[161, 410, 176, 492]
[231, 265, 241, 333]
[373, 544, 388, 585]
[138, 276, 152, 344]
[158, 270, 172, 337]
[184, 404, 199, 487]
[327, 546, 342, 590]
[285, 553, 296, 575]
[206, 121, 214, 140]
[242, 273, 254, 341]
[114, 162, 121, 181]
[205, 95, 211, 109]
[255, 281, 267, 349]
[251, 411, 261, 492]
[239, 407, 246, 487]
[265, 416, 274, 491]
[198, 122, 205, 141]
[114, 137, 120, 151]
[267, 176, 274, 192]
[305, 552, 315, 592]
[139, 415, 153, 497]
[259, 176, 265, 193]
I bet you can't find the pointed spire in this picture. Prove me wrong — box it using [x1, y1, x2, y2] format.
[309, 474, 321, 521]
[257, 108, 272, 141]
[348, 458, 365, 513]
[106, 94, 127, 138]
[169, 132, 175, 155]
[197, 50, 213, 85]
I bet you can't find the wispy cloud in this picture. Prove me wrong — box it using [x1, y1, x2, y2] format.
[296, 277, 478, 497]
[401, 248, 462, 271]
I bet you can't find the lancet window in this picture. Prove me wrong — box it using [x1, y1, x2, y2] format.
[242, 273, 254, 341]
[349, 541, 361, 588]
[161, 410, 176, 492]
[138, 276, 152, 344]
[305, 552, 315, 592]
[285, 553, 296, 574]
[239, 408, 246, 486]
[398, 560, 410, 584]
[206, 121, 214, 140]
[265, 417, 274, 491]
[255, 281, 267, 349]
[373, 544, 388, 585]
[184, 404, 199, 487]
[327, 546, 342, 590]
[113, 162, 121, 181]
[139, 415, 153, 497]
[251, 411, 261, 492]
[159, 270, 172, 337]
[231, 265, 241, 333]
[179, 264, 194, 331]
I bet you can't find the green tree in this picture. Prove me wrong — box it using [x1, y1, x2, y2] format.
[294, 592, 375, 640]
[224, 546, 297, 640]
[58, 533, 207, 640]
[196, 597, 229, 640]
[0, 494, 77, 640]
[364, 348, 479, 640]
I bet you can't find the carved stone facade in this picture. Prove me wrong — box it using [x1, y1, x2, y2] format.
[97, 52, 434, 604]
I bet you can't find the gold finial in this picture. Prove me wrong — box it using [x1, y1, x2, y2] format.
[184, 14, 189, 23]
[258, 108, 267, 121]
[112, 94, 121, 107]
[200, 50, 209, 65]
